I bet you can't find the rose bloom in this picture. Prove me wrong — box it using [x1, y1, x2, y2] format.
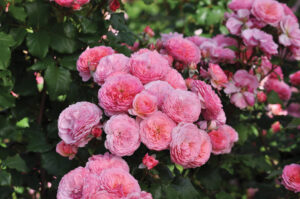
[129, 50, 170, 84]
[162, 89, 201, 123]
[85, 152, 130, 175]
[228, 0, 254, 11]
[76, 46, 114, 81]
[56, 141, 78, 160]
[93, 54, 130, 85]
[226, 9, 251, 35]
[208, 63, 228, 90]
[126, 191, 153, 199]
[257, 91, 267, 103]
[264, 78, 291, 101]
[160, 32, 183, 44]
[128, 91, 158, 119]
[144, 80, 174, 109]
[142, 153, 159, 170]
[163, 69, 187, 90]
[251, 0, 283, 25]
[267, 104, 288, 117]
[281, 164, 300, 193]
[247, 188, 259, 199]
[104, 114, 140, 156]
[281, 3, 298, 23]
[89, 191, 119, 199]
[140, 111, 176, 151]
[57, 167, 89, 199]
[99, 168, 141, 197]
[271, 121, 281, 133]
[98, 73, 143, 116]
[165, 37, 201, 64]
[58, 102, 102, 147]
[208, 129, 231, 155]
[170, 123, 212, 168]
[279, 16, 300, 47]
[287, 103, 300, 118]
[186, 36, 210, 47]
[290, 71, 300, 86]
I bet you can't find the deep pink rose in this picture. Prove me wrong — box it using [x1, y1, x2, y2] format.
[251, 0, 283, 25]
[163, 69, 187, 90]
[271, 121, 281, 133]
[290, 71, 300, 86]
[170, 123, 212, 168]
[56, 141, 78, 160]
[264, 78, 291, 101]
[76, 46, 114, 81]
[228, 0, 254, 11]
[140, 111, 176, 151]
[282, 164, 300, 193]
[257, 91, 267, 103]
[142, 153, 159, 170]
[162, 89, 201, 123]
[98, 73, 143, 116]
[104, 114, 140, 156]
[58, 102, 102, 147]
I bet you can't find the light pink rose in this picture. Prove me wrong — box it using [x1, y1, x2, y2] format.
[208, 63, 228, 89]
[126, 191, 153, 199]
[290, 46, 300, 60]
[89, 191, 119, 199]
[279, 16, 300, 47]
[213, 34, 238, 48]
[165, 37, 201, 64]
[264, 78, 291, 101]
[162, 89, 201, 123]
[267, 104, 288, 117]
[163, 69, 187, 90]
[144, 80, 174, 109]
[85, 152, 130, 175]
[228, 0, 254, 11]
[129, 50, 170, 84]
[76, 46, 114, 81]
[142, 153, 159, 170]
[56, 141, 78, 160]
[57, 167, 89, 199]
[140, 111, 176, 151]
[99, 168, 141, 197]
[93, 53, 130, 85]
[282, 164, 300, 193]
[251, 0, 283, 25]
[104, 114, 140, 156]
[281, 3, 298, 23]
[186, 36, 210, 47]
[98, 73, 143, 116]
[290, 71, 300, 86]
[58, 102, 102, 147]
[170, 123, 212, 168]
[128, 91, 158, 119]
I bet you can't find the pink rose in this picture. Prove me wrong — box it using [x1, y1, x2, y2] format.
[251, 0, 283, 25]
[163, 69, 187, 90]
[58, 102, 102, 147]
[162, 89, 201, 123]
[287, 103, 300, 118]
[264, 78, 291, 101]
[271, 121, 281, 133]
[76, 46, 114, 81]
[290, 71, 300, 86]
[281, 3, 298, 23]
[228, 0, 254, 11]
[282, 164, 300, 193]
[165, 37, 201, 64]
[186, 36, 210, 47]
[257, 91, 267, 103]
[267, 104, 288, 117]
[129, 50, 170, 84]
[144, 80, 174, 109]
[226, 10, 251, 35]
[170, 123, 212, 168]
[56, 141, 78, 160]
[247, 188, 259, 199]
[140, 111, 176, 151]
[104, 114, 140, 156]
[208, 63, 228, 89]
[93, 53, 130, 85]
[128, 91, 158, 119]
[98, 73, 143, 116]
[54, 0, 73, 7]
[142, 153, 159, 170]
[144, 26, 155, 37]
[57, 167, 89, 199]
[89, 191, 119, 199]
[85, 152, 129, 175]
[279, 16, 300, 47]
[126, 191, 153, 199]
[160, 32, 183, 44]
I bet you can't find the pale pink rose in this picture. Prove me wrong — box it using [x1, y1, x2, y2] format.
[93, 54, 130, 85]
[287, 103, 300, 118]
[191, 80, 226, 125]
[76, 46, 114, 81]
[162, 89, 201, 123]
[161, 54, 173, 66]
[242, 29, 278, 55]
[140, 111, 176, 151]
[163, 69, 187, 90]
[56, 141, 78, 160]
[89, 191, 119, 199]
[99, 168, 141, 197]
[279, 16, 300, 47]
[142, 153, 159, 170]
[104, 114, 140, 156]
[128, 91, 158, 119]
[218, 125, 239, 146]
[226, 10, 251, 35]
[170, 123, 212, 168]
[208, 63, 228, 90]
[281, 3, 298, 23]
[165, 37, 201, 64]
[85, 152, 130, 175]
[126, 191, 153, 199]
[228, 0, 254, 11]
[144, 80, 174, 109]
[257, 91, 267, 103]
[57, 167, 89, 199]
[58, 102, 102, 147]
[186, 36, 210, 47]
[160, 32, 183, 44]
[208, 129, 231, 155]
[251, 0, 283, 25]
[271, 121, 281, 133]
[129, 50, 170, 84]
[213, 34, 238, 48]
[264, 78, 291, 101]
[267, 104, 288, 117]
[282, 164, 300, 193]
[290, 46, 300, 60]
[98, 73, 143, 116]
[290, 71, 300, 86]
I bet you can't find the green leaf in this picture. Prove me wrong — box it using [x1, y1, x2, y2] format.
[9, 6, 27, 22]
[0, 32, 15, 47]
[28, 57, 55, 71]
[81, 18, 98, 34]
[16, 117, 29, 128]
[26, 31, 50, 58]
[26, 128, 52, 153]
[60, 55, 78, 71]
[41, 152, 75, 176]
[0, 86, 15, 110]
[44, 65, 72, 100]
[206, 6, 224, 25]
[25, 2, 49, 27]
[216, 192, 234, 199]
[50, 32, 78, 54]
[0, 171, 12, 186]
[267, 91, 283, 105]
[0, 46, 11, 70]
[234, 124, 253, 144]
[64, 22, 77, 38]
[110, 13, 130, 32]
[167, 177, 200, 199]
[4, 155, 28, 173]
[10, 28, 27, 47]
